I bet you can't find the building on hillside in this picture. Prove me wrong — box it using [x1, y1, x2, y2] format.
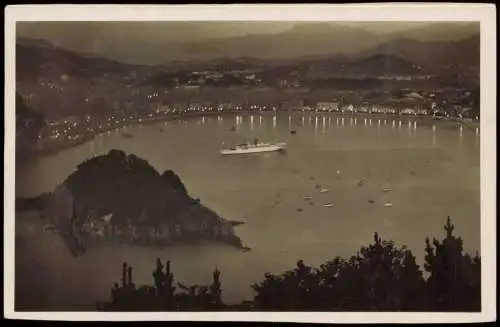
[416, 108, 429, 116]
[216, 102, 234, 112]
[181, 85, 201, 90]
[400, 108, 417, 115]
[345, 104, 355, 113]
[280, 99, 304, 112]
[316, 101, 339, 112]
[358, 105, 369, 113]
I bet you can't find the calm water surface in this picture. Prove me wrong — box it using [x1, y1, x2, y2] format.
[15, 113, 480, 310]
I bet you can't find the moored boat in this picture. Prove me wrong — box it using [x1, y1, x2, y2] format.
[220, 139, 287, 155]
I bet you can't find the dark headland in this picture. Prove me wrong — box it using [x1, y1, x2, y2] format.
[16, 150, 248, 256]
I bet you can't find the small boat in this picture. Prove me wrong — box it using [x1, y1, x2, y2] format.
[290, 130, 297, 134]
[384, 202, 393, 207]
[220, 139, 287, 155]
[323, 203, 335, 207]
[319, 188, 329, 193]
[122, 132, 133, 138]
[303, 196, 313, 200]
[381, 187, 393, 192]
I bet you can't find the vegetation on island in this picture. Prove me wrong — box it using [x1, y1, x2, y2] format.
[23, 150, 246, 256]
[98, 217, 481, 312]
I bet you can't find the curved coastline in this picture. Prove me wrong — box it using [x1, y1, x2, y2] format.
[34, 110, 480, 157]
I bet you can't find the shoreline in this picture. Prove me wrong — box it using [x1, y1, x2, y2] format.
[31, 110, 480, 157]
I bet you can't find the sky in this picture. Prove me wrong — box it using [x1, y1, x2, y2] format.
[16, 21, 431, 40]
[16, 21, 479, 64]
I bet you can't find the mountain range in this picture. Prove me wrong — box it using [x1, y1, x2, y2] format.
[16, 21, 479, 65]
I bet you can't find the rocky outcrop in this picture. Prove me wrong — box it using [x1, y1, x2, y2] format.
[36, 150, 247, 256]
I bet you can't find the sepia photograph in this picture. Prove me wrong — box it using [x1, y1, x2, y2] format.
[4, 4, 496, 323]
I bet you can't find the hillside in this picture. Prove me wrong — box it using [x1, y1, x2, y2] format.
[17, 22, 480, 65]
[362, 34, 480, 68]
[16, 39, 151, 119]
[26, 150, 247, 256]
[387, 22, 480, 42]
[343, 54, 423, 76]
[16, 38, 143, 81]
[16, 93, 45, 154]
[15, 35, 479, 121]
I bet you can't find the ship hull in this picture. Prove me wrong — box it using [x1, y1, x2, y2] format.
[220, 143, 286, 155]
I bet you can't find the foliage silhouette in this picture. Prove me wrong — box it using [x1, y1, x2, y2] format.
[98, 217, 480, 312]
[423, 216, 481, 311]
[98, 259, 225, 311]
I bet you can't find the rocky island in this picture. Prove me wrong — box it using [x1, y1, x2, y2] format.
[17, 150, 248, 256]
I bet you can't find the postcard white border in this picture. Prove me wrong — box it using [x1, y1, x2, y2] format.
[4, 3, 497, 323]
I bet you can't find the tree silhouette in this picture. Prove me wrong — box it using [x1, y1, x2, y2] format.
[98, 217, 480, 312]
[251, 233, 427, 311]
[98, 258, 224, 311]
[210, 267, 222, 308]
[424, 216, 481, 311]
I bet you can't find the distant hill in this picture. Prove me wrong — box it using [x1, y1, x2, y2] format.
[17, 38, 142, 81]
[386, 22, 480, 42]
[15, 35, 479, 120]
[16, 93, 45, 154]
[362, 34, 480, 68]
[16, 39, 149, 119]
[343, 54, 423, 76]
[182, 24, 382, 61]
[17, 21, 481, 65]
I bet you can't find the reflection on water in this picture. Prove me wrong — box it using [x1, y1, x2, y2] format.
[432, 126, 436, 148]
[459, 125, 464, 147]
[475, 128, 479, 148]
[15, 113, 480, 309]
[89, 139, 95, 156]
